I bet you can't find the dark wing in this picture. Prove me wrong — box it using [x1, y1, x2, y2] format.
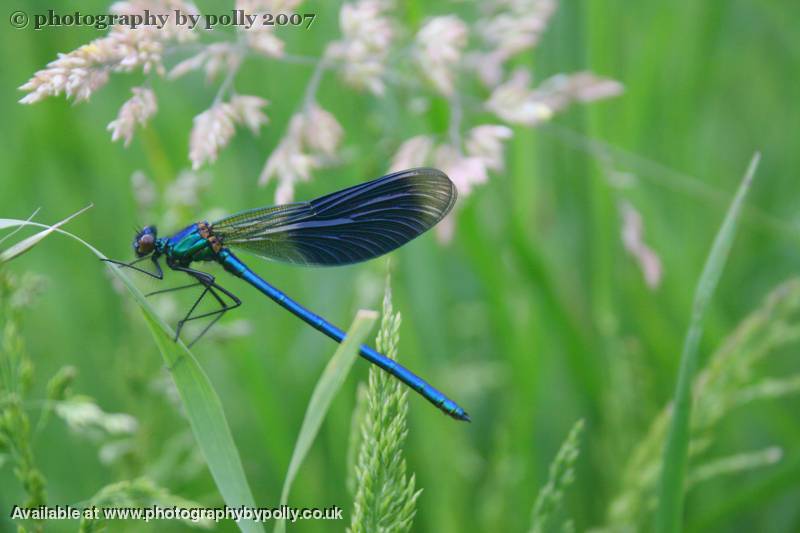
[211, 168, 457, 266]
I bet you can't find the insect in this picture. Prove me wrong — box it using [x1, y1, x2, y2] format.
[105, 168, 470, 421]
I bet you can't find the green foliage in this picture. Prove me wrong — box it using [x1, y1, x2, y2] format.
[0, 271, 48, 510]
[603, 278, 800, 531]
[349, 281, 420, 533]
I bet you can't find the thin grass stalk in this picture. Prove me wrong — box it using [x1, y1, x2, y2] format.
[654, 153, 760, 533]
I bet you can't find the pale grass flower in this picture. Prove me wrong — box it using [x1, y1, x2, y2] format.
[415, 16, 469, 96]
[389, 135, 434, 172]
[435, 144, 488, 197]
[482, 0, 557, 56]
[230, 94, 270, 134]
[19, 32, 162, 104]
[107, 87, 157, 146]
[465, 125, 513, 172]
[244, 30, 286, 58]
[237, 0, 304, 58]
[534, 71, 624, 112]
[259, 115, 317, 202]
[275, 180, 300, 204]
[168, 43, 242, 81]
[189, 104, 237, 169]
[303, 104, 344, 156]
[19, 0, 202, 104]
[327, 1, 395, 95]
[486, 69, 553, 125]
[259, 104, 343, 202]
[189, 95, 269, 169]
[619, 201, 662, 289]
[473, 0, 557, 87]
[433, 144, 488, 243]
[465, 49, 507, 89]
[487, 69, 623, 128]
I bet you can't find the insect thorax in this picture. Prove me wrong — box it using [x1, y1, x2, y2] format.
[165, 222, 220, 265]
[197, 221, 223, 253]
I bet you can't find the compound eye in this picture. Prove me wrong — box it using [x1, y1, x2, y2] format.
[136, 233, 155, 256]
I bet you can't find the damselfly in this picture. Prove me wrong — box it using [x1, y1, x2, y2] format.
[105, 168, 470, 421]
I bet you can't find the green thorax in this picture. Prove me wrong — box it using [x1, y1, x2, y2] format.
[161, 222, 219, 266]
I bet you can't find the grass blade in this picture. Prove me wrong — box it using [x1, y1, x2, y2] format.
[654, 153, 761, 533]
[0, 208, 40, 246]
[0, 218, 263, 533]
[275, 309, 378, 533]
[0, 205, 91, 263]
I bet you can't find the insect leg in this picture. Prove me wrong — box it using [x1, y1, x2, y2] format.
[185, 285, 242, 347]
[171, 266, 242, 345]
[101, 256, 164, 280]
[144, 281, 202, 298]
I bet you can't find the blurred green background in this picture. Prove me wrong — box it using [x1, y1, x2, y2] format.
[2, 1, 799, 531]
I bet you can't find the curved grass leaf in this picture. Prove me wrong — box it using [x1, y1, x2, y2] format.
[0, 205, 91, 263]
[275, 309, 378, 533]
[655, 153, 760, 533]
[0, 216, 263, 533]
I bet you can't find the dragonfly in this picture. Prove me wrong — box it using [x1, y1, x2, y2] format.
[104, 168, 470, 421]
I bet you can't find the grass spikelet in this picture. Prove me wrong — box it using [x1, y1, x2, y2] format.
[346, 382, 368, 497]
[0, 271, 48, 510]
[529, 419, 585, 533]
[687, 447, 783, 487]
[348, 278, 421, 533]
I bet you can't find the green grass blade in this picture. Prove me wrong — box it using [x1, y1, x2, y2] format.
[655, 153, 761, 533]
[137, 312, 262, 533]
[274, 309, 378, 533]
[0, 218, 263, 533]
[0, 205, 91, 263]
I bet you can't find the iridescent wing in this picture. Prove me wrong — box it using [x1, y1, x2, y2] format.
[211, 168, 457, 266]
